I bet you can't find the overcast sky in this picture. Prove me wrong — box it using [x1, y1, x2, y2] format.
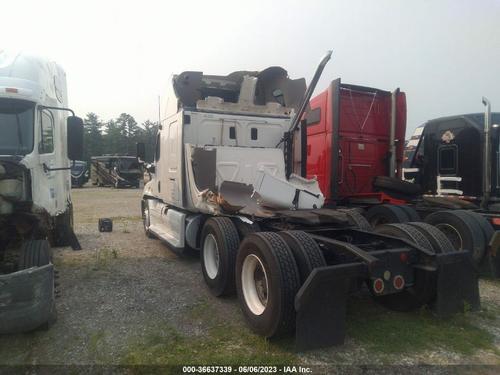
[2, 0, 499, 136]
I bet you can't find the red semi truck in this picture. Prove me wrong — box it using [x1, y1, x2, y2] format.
[306, 78, 407, 205]
[305, 81, 499, 276]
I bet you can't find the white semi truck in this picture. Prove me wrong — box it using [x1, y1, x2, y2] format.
[0, 50, 83, 333]
[138, 53, 480, 350]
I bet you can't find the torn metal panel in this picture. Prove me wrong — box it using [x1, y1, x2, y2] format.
[218, 181, 273, 217]
[172, 67, 306, 117]
[191, 148, 217, 191]
[254, 67, 307, 111]
[184, 144, 219, 214]
[185, 144, 325, 216]
[253, 170, 325, 210]
[0, 264, 54, 334]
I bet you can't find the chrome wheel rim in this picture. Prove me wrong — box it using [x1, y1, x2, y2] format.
[203, 234, 220, 279]
[241, 254, 268, 315]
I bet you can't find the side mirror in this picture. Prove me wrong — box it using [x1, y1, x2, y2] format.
[67, 116, 84, 161]
[136, 142, 146, 161]
[146, 163, 156, 174]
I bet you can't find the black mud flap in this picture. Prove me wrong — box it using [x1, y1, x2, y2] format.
[434, 251, 480, 316]
[69, 229, 82, 250]
[294, 263, 366, 351]
[488, 231, 500, 278]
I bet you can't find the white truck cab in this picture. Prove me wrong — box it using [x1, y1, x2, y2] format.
[140, 67, 325, 249]
[0, 50, 84, 333]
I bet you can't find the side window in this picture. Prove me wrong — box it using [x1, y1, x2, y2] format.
[155, 133, 161, 161]
[306, 107, 321, 126]
[438, 145, 457, 175]
[39, 109, 54, 154]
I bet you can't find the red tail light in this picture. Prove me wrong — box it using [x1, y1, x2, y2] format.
[393, 275, 405, 290]
[373, 278, 384, 294]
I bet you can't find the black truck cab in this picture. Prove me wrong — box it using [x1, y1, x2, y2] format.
[413, 112, 500, 209]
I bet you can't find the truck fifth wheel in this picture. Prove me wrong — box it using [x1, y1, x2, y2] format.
[138, 52, 480, 350]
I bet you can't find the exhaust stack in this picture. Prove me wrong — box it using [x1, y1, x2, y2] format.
[481, 97, 492, 209]
[389, 89, 399, 177]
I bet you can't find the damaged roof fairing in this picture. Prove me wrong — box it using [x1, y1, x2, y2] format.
[172, 67, 307, 116]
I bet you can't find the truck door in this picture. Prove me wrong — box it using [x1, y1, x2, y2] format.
[35, 108, 58, 214]
[162, 118, 182, 206]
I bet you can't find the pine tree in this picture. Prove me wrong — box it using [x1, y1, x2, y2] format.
[83, 112, 103, 161]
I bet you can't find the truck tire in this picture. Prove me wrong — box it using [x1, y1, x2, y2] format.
[461, 210, 494, 245]
[425, 210, 486, 265]
[338, 209, 373, 231]
[19, 239, 57, 330]
[200, 217, 240, 297]
[365, 204, 409, 227]
[406, 222, 455, 253]
[278, 231, 326, 284]
[398, 205, 420, 222]
[373, 223, 436, 311]
[236, 232, 300, 338]
[373, 176, 421, 196]
[374, 223, 433, 252]
[19, 239, 51, 269]
[142, 200, 155, 239]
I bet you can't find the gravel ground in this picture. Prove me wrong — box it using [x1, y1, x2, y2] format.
[0, 186, 499, 370]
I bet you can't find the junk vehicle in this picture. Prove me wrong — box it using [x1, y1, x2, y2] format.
[138, 51, 479, 350]
[305, 83, 499, 276]
[90, 155, 142, 188]
[0, 50, 84, 333]
[71, 160, 89, 188]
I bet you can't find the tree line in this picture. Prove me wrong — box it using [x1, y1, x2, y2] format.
[83, 112, 158, 162]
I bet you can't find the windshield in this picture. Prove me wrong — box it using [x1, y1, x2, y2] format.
[71, 162, 86, 174]
[118, 158, 140, 171]
[0, 98, 35, 155]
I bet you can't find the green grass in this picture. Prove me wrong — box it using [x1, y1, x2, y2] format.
[88, 331, 106, 354]
[121, 323, 297, 366]
[94, 246, 119, 270]
[347, 297, 497, 356]
[120, 295, 499, 367]
[121, 300, 297, 366]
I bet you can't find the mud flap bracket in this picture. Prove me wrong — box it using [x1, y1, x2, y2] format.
[294, 262, 366, 351]
[434, 251, 480, 316]
[488, 231, 500, 278]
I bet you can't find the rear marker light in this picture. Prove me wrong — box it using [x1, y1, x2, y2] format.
[400, 252, 409, 263]
[393, 275, 405, 290]
[5, 88, 18, 93]
[492, 218, 500, 226]
[373, 278, 384, 294]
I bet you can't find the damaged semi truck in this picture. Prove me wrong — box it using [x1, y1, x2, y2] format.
[138, 52, 479, 350]
[0, 51, 84, 333]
